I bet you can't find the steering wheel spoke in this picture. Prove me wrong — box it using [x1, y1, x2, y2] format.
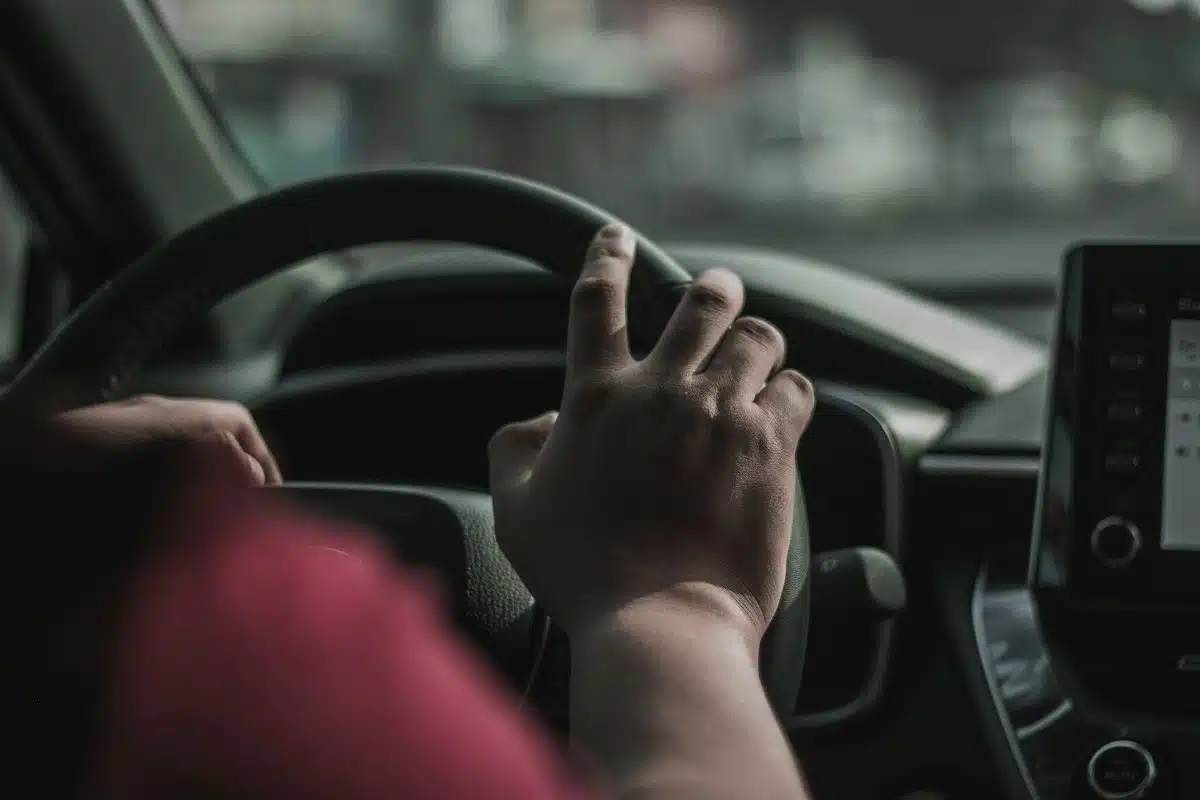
[280, 481, 547, 694]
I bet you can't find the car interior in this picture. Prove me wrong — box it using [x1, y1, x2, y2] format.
[1, 1, 1197, 798]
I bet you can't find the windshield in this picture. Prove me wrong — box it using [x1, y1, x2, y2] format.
[151, 0, 1200, 286]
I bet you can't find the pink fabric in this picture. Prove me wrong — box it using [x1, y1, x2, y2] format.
[87, 462, 594, 799]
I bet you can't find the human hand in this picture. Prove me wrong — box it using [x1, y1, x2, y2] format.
[45, 395, 282, 486]
[489, 224, 814, 646]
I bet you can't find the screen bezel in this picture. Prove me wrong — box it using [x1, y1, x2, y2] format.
[1031, 243, 1200, 606]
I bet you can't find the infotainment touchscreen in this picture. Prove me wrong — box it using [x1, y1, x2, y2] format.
[1031, 247, 1200, 718]
[1031, 245, 1200, 606]
[1162, 317, 1200, 551]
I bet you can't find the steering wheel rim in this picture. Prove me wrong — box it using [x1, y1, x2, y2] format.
[7, 166, 811, 718]
[8, 166, 691, 407]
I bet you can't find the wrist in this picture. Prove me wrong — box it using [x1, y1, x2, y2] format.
[568, 584, 764, 661]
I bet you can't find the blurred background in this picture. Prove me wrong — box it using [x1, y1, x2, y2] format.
[148, 0, 1200, 290]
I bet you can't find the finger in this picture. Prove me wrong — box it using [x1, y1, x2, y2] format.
[566, 224, 636, 381]
[208, 430, 267, 486]
[488, 411, 558, 491]
[704, 317, 787, 399]
[239, 430, 283, 486]
[646, 268, 744, 376]
[756, 369, 816, 448]
[228, 409, 284, 486]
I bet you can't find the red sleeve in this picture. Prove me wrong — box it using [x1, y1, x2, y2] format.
[87, 462, 597, 800]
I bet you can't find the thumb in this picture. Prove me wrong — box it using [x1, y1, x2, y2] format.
[488, 410, 558, 493]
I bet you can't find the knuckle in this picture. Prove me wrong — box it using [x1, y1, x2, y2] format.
[780, 370, 815, 406]
[216, 428, 243, 449]
[686, 280, 736, 315]
[198, 419, 229, 441]
[764, 370, 816, 429]
[588, 240, 631, 263]
[734, 316, 784, 351]
[571, 275, 622, 312]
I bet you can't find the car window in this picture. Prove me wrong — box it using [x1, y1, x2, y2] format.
[148, 0, 1200, 285]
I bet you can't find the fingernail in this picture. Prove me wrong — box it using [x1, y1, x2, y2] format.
[699, 267, 743, 294]
[598, 223, 635, 260]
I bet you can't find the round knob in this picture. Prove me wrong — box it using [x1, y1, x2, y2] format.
[1086, 740, 1157, 800]
[1090, 517, 1142, 568]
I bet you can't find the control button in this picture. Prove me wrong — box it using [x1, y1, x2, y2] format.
[1109, 353, 1146, 371]
[1104, 453, 1141, 472]
[1090, 517, 1142, 568]
[1106, 404, 1144, 422]
[1086, 740, 1157, 799]
[1178, 370, 1200, 398]
[1112, 302, 1148, 322]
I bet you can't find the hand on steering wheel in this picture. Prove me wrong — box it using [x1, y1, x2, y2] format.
[3, 167, 815, 715]
[48, 395, 282, 486]
[491, 224, 814, 647]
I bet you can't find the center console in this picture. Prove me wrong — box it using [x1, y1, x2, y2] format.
[1023, 243, 1200, 798]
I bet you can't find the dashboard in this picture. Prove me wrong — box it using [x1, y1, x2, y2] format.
[241, 241, 1195, 800]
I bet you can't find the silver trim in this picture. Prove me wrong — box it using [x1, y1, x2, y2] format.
[1085, 739, 1158, 800]
[788, 384, 905, 731]
[1089, 517, 1143, 569]
[1015, 699, 1073, 739]
[919, 453, 1040, 479]
[971, 567, 1041, 800]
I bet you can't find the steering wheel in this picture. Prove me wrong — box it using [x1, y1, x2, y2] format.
[5, 167, 812, 718]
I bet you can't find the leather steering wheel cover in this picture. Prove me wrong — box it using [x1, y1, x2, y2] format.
[8, 166, 691, 407]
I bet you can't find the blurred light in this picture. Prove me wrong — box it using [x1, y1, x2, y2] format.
[645, 3, 742, 87]
[996, 77, 1093, 202]
[1099, 101, 1182, 185]
[1125, 0, 1178, 13]
[525, 0, 594, 34]
[153, 0, 394, 57]
[439, 0, 507, 66]
[279, 79, 350, 155]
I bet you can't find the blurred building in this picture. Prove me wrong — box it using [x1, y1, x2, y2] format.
[152, 0, 1200, 240]
[156, 0, 401, 182]
[155, 0, 681, 206]
[443, 0, 669, 214]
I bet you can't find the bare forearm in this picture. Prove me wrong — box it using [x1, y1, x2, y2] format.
[569, 600, 809, 800]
